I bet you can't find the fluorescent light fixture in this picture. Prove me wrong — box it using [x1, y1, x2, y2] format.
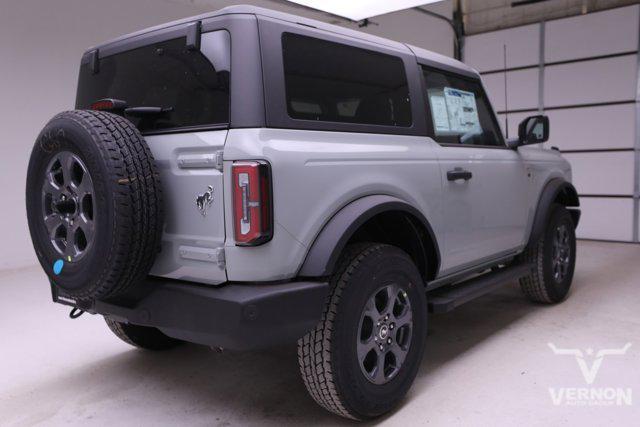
[285, 0, 444, 21]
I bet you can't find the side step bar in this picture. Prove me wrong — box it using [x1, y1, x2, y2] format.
[428, 263, 534, 313]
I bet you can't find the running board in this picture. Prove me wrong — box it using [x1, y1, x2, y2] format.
[428, 263, 534, 313]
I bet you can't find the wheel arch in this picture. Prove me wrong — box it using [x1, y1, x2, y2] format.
[298, 195, 440, 282]
[528, 178, 580, 246]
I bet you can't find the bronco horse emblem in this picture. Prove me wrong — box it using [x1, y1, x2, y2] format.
[196, 185, 214, 216]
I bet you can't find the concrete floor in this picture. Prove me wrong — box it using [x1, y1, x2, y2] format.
[1, 240, 639, 426]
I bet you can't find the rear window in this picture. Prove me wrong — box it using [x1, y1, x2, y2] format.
[76, 30, 230, 133]
[282, 33, 411, 127]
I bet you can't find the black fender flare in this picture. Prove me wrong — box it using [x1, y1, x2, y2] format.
[298, 195, 440, 278]
[528, 178, 580, 245]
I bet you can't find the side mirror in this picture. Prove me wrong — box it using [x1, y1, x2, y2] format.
[507, 115, 550, 148]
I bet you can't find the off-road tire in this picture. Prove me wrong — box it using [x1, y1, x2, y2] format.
[297, 243, 427, 420]
[519, 204, 576, 303]
[105, 317, 182, 350]
[26, 110, 163, 301]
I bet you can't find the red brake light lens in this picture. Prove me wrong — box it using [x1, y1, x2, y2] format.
[232, 161, 272, 246]
[90, 98, 127, 112]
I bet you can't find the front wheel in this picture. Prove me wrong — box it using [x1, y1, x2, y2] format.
[519, 204, 576, 303]
[297, 243, 427, 420]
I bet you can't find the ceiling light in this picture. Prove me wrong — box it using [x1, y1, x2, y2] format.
[285, 0, 444, 21]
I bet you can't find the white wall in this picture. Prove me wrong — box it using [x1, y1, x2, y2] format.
[0, 0, 453, 270]
[464, 5, 640, 242]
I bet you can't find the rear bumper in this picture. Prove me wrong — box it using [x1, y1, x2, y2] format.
[54, 278, 329, 350]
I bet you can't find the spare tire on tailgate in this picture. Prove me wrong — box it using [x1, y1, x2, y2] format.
[26, 110, 163, 301]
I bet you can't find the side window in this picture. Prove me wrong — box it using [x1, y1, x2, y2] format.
[282, 33, 411, 127]
[422, 66, 503, 147]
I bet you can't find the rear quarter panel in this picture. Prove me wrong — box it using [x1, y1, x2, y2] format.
[222, 128, 443, 282]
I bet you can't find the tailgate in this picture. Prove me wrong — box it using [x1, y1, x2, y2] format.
[74, 28, 233, 285]
[146, 130, 228, 285]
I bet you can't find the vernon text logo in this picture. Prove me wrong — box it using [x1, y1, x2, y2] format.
[548, 342, 632, 384]
[547, 342, 632, 406]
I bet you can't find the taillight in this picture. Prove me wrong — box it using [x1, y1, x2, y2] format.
[232, 161, 272, 246]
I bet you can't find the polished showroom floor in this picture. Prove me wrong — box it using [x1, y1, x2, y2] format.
[1, 241, 639, 426]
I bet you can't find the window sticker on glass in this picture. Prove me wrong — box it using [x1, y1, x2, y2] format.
[428, 95, 450, 132]
[443, 87, 481, 134]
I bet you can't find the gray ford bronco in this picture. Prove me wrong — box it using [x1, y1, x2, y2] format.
[26, 5, 579, 420]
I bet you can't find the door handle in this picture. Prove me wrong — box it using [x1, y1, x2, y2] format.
[447, 168, 473, 182]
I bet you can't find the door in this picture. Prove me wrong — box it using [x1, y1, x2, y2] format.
[421, 66, 530, 273]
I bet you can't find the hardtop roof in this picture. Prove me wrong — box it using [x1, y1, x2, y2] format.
[87, 4, 478, 77]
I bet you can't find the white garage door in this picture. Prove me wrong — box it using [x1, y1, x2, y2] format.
[464, 5, 640, 243]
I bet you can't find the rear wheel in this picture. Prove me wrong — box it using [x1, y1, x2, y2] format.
[105, 317, 182, 351]
[297, 243, 427, 420]
[519, 204, 576, 303]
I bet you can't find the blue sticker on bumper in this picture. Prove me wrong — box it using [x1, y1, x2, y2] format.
[53, 259, 64, 275]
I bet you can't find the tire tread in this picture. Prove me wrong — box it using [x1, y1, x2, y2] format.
[46, 110, 163, 300]
[297, 243, 384, 420]
[519, 204, 574, 304]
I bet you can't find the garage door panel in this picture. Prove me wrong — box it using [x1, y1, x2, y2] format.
[497, 112, 532, 137]
[563, 152, 635, 195]
[576, 197, 634, 241]
[545, 5, 639, 63]
[465, 24, 539, 72]
[483, 73, 506, 111]
[544, 55, 637, 107]
[483, 68, 539, 112]
[545, 104, 636, 150]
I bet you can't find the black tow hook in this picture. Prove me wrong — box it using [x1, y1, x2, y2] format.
[69, 307, 85, 319]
